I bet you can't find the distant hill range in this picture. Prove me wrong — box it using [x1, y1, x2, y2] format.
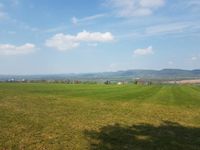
[1, 69, 200, 81]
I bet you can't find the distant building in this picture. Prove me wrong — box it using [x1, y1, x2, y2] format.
[134, 80, 152, 85]
[117, 82, 122, 85]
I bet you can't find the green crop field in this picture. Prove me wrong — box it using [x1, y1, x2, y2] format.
[0, 83, 200, 150]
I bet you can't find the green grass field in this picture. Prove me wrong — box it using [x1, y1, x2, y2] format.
[0, 83, 200, 150]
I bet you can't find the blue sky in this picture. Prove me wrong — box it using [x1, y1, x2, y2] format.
[0, 0, 200, 74]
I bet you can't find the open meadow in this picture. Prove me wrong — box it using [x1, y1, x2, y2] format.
[0, 83, 200, 150]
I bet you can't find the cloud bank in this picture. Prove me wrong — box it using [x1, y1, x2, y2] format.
[46, 30, 114, 51]
[0, 43, 36, 55]
[134, 46, 154, 56]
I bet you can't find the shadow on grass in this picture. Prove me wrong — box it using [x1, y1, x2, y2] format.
[84, 121, 200, 150]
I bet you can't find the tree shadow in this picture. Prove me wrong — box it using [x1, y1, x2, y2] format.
[84, 121, 200, 150]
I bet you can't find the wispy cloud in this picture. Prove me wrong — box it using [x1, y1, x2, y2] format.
[71, 13, 107, 25]
[171, 0, 200, 13]
[0, 2, 39, 31]
[145, 22, 192, 35]
[104, 0, 165, 17]
[8, 18, 39, 32]
[117, 21, 200, 40]
[45, 30, 114, 51]
[44, 26, 67, 33]
[133, 46, 154, 56]
[0, 43, 36, 55]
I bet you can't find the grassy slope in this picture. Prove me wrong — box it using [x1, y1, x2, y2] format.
[0, 83, 200, 150]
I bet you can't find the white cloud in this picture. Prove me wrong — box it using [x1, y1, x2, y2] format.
[77, 30, 114, 42]
[46, 33, 80, 51]
[0, 43, 36, 55]
[45, 30, 114, 51]
[133, 46, 154, 56]
[71, 13, 107, 25]
[105, 0, 165, 17]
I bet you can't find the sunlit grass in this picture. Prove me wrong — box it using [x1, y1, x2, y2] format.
[0, 83, 200, 149]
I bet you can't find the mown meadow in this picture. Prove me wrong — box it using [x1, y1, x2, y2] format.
[0, 83, 200, 149]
